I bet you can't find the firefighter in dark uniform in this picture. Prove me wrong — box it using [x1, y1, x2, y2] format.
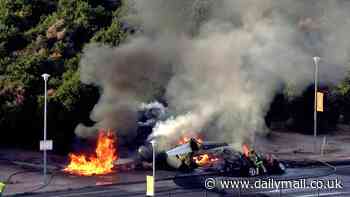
[249, 150, 267, 175]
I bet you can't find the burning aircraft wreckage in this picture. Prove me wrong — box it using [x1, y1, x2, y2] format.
[62, 103, 285, 182]
[137, 137, 285, 177]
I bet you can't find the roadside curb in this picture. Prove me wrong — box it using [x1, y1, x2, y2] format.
[283, 159, 350, 168]
[11, 161, 61, 171]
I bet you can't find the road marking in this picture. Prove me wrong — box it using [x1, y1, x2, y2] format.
[265, 187, 344, 195]
[297, 191, 350, 197]
[49, 183, 147, 197]
[316, 160, 336, 171]
[51, 188, 138, 197]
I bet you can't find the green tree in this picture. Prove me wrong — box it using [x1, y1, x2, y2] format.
[0, 0, 125, 152]
[91, 20, 127, 46]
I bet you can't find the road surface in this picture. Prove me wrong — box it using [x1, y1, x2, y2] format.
[13, 165, 350, 197]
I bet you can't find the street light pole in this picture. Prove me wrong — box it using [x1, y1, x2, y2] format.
[41, 73, 50, 184]
[313, 57, 320, 152]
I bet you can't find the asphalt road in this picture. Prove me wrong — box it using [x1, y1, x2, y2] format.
[16, 165, 350, 197]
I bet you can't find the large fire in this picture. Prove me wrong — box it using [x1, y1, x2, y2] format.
[193, 154, 219, 166]
[63, 129, 117, 176]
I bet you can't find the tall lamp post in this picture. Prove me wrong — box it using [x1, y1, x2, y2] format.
[41, 73, 50, 184]
[313, 57, 320, 151]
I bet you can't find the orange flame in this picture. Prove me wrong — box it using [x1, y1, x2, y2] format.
[178, 136, 191, 145]
[242, 144, 250, 157]
[178, 134, 203, 145]
[63, 129, 117, 176]
[193, 154, 219, 166]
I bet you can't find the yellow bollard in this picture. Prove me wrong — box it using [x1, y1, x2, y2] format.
[146, 175, 154, 196]
[0, 182, 6, 197]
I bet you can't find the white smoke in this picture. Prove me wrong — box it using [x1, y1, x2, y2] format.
[78, 0, 350, 150]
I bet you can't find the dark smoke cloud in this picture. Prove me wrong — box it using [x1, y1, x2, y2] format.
[77, 0, 350, 150]
[76, 38, 174, 141]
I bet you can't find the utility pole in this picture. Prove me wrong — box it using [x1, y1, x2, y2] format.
[41, 73, 50, 184]
[313, 57, 320, 152]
